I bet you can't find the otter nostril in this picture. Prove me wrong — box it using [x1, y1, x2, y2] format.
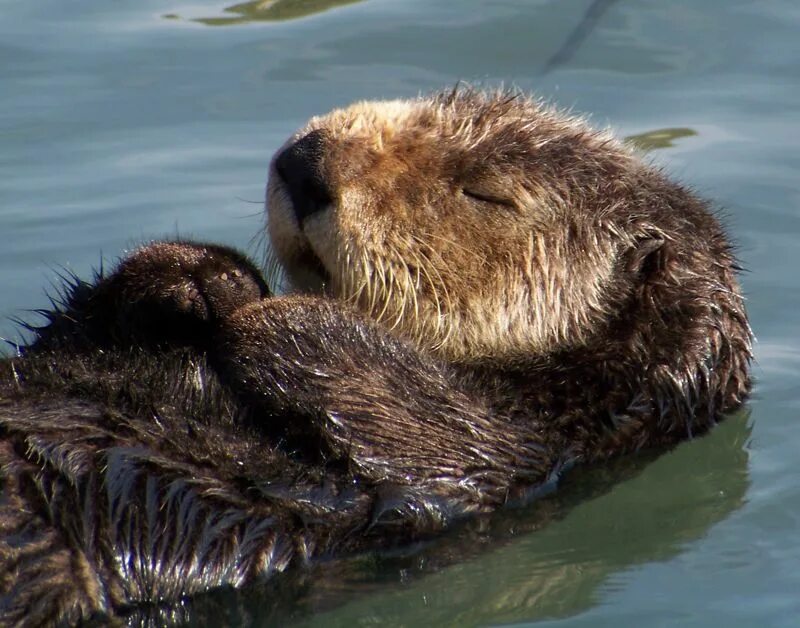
[275, 129, 333, 225]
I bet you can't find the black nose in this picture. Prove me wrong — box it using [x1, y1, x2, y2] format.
[274, 129, 333, 225]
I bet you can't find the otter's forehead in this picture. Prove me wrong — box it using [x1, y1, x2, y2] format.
[303, 100, 422, 142]
[291, 92, 565, 149]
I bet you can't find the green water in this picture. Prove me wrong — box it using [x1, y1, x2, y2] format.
[1, 0, 798, 625]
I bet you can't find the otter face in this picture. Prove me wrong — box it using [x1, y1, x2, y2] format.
[266, 90, 643, 362]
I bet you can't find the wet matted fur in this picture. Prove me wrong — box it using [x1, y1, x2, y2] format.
[0, 88, 752, 625]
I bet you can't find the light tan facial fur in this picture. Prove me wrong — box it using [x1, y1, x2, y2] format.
[266, 90, 647, 363]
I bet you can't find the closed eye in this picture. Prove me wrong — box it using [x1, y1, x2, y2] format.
[462, 188, 516, 209]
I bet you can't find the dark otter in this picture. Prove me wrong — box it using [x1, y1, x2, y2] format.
[0, 88, 752, 626]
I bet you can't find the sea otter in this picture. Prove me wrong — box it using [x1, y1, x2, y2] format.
[0, 88, 752, 626]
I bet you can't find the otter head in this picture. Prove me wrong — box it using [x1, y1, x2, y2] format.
[266, 89, 743, 368]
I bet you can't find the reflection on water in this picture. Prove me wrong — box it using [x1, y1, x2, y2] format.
[542, 0, 620, 73]
[298, 412, 752, 626]
[625, 128, 698, 151]
[182, 0, 363, 26]
[143, 412, 750, 626]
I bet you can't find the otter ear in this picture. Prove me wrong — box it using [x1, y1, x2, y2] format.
[626, 234, 666, 278]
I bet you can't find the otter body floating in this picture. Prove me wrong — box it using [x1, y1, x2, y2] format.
[0, 89, 751, 626]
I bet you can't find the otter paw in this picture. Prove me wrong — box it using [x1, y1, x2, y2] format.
[99, 241, 270, 347]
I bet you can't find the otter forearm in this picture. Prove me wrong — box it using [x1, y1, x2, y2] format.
[217, 296, 554, 507]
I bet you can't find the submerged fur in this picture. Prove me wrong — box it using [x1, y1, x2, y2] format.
[0, 88, 751, 625]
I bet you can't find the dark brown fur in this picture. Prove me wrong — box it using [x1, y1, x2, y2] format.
[0, 89, 751, 625]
